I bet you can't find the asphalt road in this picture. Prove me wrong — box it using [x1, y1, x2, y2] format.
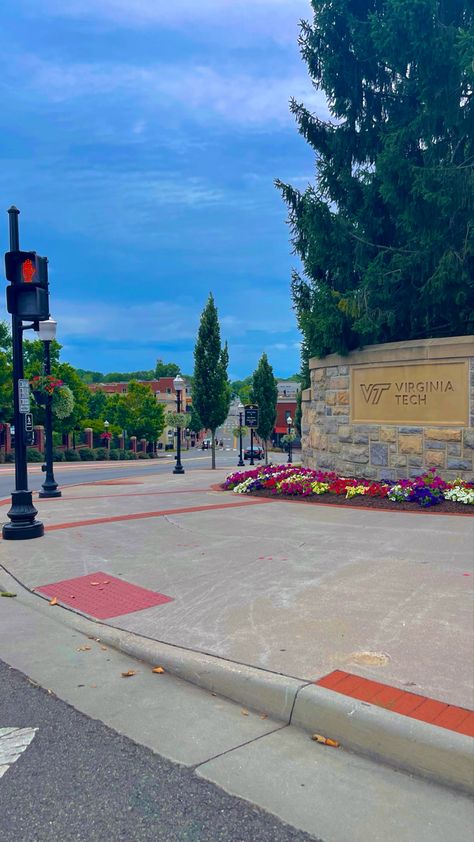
[0, 450, 244, 498]
[0, 659, 319, 842]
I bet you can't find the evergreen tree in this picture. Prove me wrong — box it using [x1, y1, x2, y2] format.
[193, 294, 231, 469]
[252, 353, 278, 464]
[277, 0, 474, 364]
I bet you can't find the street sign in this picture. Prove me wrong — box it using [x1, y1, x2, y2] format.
[24, 412, 33, 432]
[244, 404, 259, 428]
[18, 379, 30, 413]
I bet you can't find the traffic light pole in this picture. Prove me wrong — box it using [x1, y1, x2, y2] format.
[2, 207, 44, 539]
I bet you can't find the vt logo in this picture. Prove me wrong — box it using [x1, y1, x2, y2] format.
[360, 383, 391, 405]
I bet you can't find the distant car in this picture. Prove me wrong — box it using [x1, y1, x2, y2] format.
[201, 438, 212, 450]
[244, 445, 264, 460]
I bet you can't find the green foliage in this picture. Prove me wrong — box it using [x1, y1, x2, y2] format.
[109, 448, 120, 460]
[64, 448, 81, 461]
[54, 363, 90, 432]
[27, 448, 43, 462]
[188, 405, 203, 434]
[252, 353, 278, 461]
[230, 376, 253, 403]
[277, 0, 474, 362]
[155, 359, 180, 378]
[52, 448, 65, 462]
[122, 381, 166, 441]
[165, 411, 187, 428]
[23, 339, 61, 378]
[94, 447, 110, 461]
[79, 447, 95, 461]
[193, 294, 231, 468]
[88, 390, 107, 419]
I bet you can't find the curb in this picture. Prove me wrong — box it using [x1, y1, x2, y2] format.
[1, 567, 473, 795]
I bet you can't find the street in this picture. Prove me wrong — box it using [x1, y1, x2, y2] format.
[0, 659, 317, 842]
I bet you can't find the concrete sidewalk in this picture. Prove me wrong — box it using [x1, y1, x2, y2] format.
[1, 465, 473, 789]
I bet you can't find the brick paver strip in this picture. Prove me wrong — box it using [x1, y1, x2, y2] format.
[42, 498, 273, 532]
[36, 572, 174, 619]
[315, 670, 474, 736]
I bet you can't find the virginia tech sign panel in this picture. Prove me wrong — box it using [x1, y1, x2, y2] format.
[351, 361, 469, 425]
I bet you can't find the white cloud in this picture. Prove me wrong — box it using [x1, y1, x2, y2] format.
[19, 56, 328, 127]
[37, 0, 312, 44]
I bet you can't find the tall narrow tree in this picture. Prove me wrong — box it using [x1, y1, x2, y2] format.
[252, 353, 278, 464]
[193, 294, 231, 469]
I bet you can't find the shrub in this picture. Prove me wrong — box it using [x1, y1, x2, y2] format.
[27, 448, 44, 462]
[52, 448, 65, 462]
[137, 451, 149, 459]
[79, 447, 95, 461]
[126, 450, 138, 459]
[65, 448, 80, 461]
[0, 452, 4, 463]
[5, 452, 15, 462]
[109, 448, 120, 460]
[94, 447, 110, 461]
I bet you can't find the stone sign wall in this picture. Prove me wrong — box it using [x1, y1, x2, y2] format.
[301, 336, 474, 481]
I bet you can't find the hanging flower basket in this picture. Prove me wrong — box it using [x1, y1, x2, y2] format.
[100, 431, 112, 441]
[52, 385, 75, 419]
[30, 375, 64, 405]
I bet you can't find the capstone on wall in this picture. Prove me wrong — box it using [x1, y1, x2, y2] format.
[301, 336, 474, 482]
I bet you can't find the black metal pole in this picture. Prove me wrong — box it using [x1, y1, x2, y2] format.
[2, 207, 44, 539]
[287, 423, 293, 464]
[173, 389, 184, 474]
[238, 411, 244, 466]
[39, 340, 61, 498]
[249, 427, 254, 466]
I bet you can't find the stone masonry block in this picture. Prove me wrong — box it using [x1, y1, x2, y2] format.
[370, 442, 388, 466]
[447, 458, 473, 471]
[425, 450, 446, 468]
[424, 440, 446, 450]
[310, 430, 327, 450]
[353, 433, 369, 444]
[326, 366, 339, 376]
[380, 427, 397, 443]
[425, 428, 462, 442]
[328, 376, 349, 390]
[326, 392, 336, 406]
[369, 429, 380, 441]
[338, 366, 349, 375]
[399, 427, 423, 434]
[446, 443, 461, 457]
[332, 408, 349, 418]
[390, 454, 407, 468]
[337, 390, 349, 405]
[399, 434, 423, 454]
[464, 431, 474, 449]
[338, 426, 352, 443]
[343, 445, 369, 463]
[313, 369, 325, 381]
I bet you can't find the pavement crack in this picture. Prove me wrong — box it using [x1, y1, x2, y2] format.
[192, 723, 289, 771]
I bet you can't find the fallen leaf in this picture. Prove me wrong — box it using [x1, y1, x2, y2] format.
[121, 670, 137, 678]
[49, 596, 58, 606]
[89, 683, 97, 688]
[102, 580, 110, 584]
[0, 591, 17, 598]
[101, 646, 108, 651]
[90, 582, 100, 586]
[77, 645, 91, 652]
[311, 733, 340, 748]
[260, 714, 268, 720]
[241, 709, 249, 716]
[151, 666, 165, 674]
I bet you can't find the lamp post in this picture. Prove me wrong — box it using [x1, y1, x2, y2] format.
[286, 414, 293, 464]
[237, 402, 244, 467]
[2, 206, 44, 539]
[103, 419, 110, 451]
[173, 375, 185, 475]
[38, 318, 61, 498]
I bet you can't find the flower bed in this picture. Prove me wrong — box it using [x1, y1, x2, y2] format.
[222, 465, 474, 513]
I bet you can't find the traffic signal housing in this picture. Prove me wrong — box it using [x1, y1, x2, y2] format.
[5, 250, 50, 320]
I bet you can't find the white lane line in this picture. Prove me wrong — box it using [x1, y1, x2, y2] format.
[0, 727, 37, 778]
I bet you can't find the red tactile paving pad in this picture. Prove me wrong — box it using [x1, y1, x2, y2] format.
[36, 571, 173, 619]
[315, 670, 474, 737]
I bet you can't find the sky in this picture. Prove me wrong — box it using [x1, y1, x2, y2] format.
[0, 0, 326, 379]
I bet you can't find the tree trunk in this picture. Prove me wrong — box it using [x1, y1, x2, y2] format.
[265, 439, 269, 465]
[211, 429, 216, 469]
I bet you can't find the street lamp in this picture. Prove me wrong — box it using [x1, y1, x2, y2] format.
[172, 375, 185, 475]
[286, 414, 293, 465]
[103, 419, 110, 451]
[38, 318, 61, 498]
[237, 402, 244, 467]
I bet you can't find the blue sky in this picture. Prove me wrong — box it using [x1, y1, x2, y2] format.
[0, 0, 326, 379]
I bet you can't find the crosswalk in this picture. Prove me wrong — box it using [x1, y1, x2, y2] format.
[0, 727, 37, 778]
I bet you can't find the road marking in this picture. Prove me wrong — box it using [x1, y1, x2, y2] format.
[0, 727, 37, 778]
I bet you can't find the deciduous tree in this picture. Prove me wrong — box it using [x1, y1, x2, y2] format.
[252, 353, 278, 464]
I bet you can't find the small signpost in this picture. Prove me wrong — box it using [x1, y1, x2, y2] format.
[244, 404, 259, 466]
[18, 379, 30, 413]
[244, 404, 259, 428]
